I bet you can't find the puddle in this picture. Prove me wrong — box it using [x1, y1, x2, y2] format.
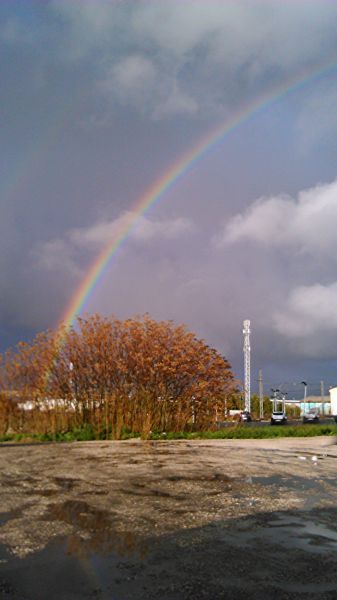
[166, 473, 231, 483]
[54, 477, 79, 490]
[282, 581, 337, 593]
[0, 532, 149, 600]
[268, 513, 337, 554]
[2, 509, 337, 600]
[0, 508, 22, 527]
[64, 528, 148, 561]
[45, 500, 148, 559]
[224, 511, 337, 556]
[252, 474, 321, 489]
[46, 500, 113, 531]
[252, 474, 337, 509]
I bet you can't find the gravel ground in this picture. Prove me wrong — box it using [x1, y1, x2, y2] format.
[1, 437, 337, 599]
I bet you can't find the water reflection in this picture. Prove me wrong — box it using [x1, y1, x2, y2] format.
[46, 500, 148, 560]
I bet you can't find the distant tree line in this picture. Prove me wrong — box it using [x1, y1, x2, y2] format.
[0, 314, 237, 438]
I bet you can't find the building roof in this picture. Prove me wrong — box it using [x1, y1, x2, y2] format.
[301, 395, 330, 403]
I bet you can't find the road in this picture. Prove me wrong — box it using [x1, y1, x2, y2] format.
[218, 416, 335, 427]
[1, 437, 337, 599]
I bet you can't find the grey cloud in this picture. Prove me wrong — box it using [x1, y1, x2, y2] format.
[296, 80, 337, 151]
[153, 82, 198, 118]
[131, 1, 335, 68]
[49, 0, 125, 60]
[0, 17, 35, 45]
[102, 54, 199, 117]
[32, 239, 82, 278]
[33, 213, 196, 274]
[47, 1, 337, 119]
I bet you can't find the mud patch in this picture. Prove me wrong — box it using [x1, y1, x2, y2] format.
[120, 486, 185, 500]
[24, 488, 58, 497]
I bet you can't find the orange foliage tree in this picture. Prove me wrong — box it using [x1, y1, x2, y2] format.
[0, 314, 237, 437]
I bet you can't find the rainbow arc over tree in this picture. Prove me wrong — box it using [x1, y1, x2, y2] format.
[60, 60, 336, 331]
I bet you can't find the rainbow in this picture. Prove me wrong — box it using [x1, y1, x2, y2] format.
[60, 60, 336, 330]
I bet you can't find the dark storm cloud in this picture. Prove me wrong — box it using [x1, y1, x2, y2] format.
[0, 0, 337, 386]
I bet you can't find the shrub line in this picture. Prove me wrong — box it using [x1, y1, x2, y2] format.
[1, 424, 337, 443]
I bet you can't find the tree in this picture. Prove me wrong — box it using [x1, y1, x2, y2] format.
[0, 314, 237, 437]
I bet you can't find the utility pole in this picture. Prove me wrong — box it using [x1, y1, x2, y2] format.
[271, 388, 280, 412]
[243, 320, 251, 413]
[258, 369, 264, 419]
[321, 380, 325, 415]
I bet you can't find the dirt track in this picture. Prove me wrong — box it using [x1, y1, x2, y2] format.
[1, 437, 337, 599]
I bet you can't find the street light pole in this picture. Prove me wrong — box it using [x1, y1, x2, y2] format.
[243, 320, 251, 413]
[301, 381, 307, 414]
[258, 369, 264, 419]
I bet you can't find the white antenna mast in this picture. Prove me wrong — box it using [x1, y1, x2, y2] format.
[243, 320, 251, 412]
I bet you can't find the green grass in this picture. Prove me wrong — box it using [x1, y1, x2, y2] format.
[1, 423, 337, 443]
[0, 426, 140, 443]
[150, 424, 337, 440]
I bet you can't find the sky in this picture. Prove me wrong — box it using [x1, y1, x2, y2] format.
[1, 0, 337, 397]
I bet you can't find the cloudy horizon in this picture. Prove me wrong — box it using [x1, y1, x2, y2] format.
[1, 0, 337, 395]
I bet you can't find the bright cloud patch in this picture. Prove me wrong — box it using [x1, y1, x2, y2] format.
[102, 55, 157, 110]
[270, 281, 337, 358]
[219, 178, 337, 258]
[273, 282, 337, 338]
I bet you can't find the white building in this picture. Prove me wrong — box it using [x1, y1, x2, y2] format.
[299, 395, 331, 416]
[329, 387, 337, 417]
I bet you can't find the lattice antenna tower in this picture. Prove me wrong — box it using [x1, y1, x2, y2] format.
[243, 320, 251, 412]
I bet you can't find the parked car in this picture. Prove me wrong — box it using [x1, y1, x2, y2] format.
[270, 411, 287, 425]
[240, 410, 252, 422]
[302, 410, 320, 424]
